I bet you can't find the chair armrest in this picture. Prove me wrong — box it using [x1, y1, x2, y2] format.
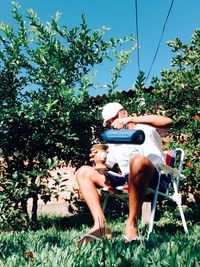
[159, 164, 186, 179]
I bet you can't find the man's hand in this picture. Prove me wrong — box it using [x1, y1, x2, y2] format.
[111, 117, 132, 129]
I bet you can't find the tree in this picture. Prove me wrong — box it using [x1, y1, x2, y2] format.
[131, 29, 200, 200]
[151, 29, 200, 197]
[0, 2, 135, 229]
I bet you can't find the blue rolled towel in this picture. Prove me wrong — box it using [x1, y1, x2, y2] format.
[101, 129, 145, 144]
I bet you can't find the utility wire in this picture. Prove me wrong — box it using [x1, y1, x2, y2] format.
[146, 0, 175, 82]
[135, 0, 141, 72]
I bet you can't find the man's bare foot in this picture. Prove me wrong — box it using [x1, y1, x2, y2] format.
[78, 226, 112, 244]
[125, 223, 139, 243]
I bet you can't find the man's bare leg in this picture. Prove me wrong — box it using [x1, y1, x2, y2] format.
[125, 155, 155, 241]
[76, 165, 112, 243]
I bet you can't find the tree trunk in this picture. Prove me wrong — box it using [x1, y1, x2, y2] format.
[21, 199, 30, 224]
[31, 193, 38, 226]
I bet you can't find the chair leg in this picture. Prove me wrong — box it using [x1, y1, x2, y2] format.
[177, 200, 188, 233]
[147, 173, 161, 239]
[102, 193, 109, 212]
[173, 182, 188, 233]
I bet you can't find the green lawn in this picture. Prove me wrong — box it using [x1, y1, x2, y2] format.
[0, 206, 199, 267]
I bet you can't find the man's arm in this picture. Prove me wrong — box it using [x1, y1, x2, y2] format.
[128, 115, 173, 127]
[111, 115, 173, 129]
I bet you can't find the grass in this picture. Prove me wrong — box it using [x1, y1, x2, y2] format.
[0, 206, 199, 267]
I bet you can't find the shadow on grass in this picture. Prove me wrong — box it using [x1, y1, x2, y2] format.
[36, 212, 94, 231]
[36, 199, 199, 236]
[36, 197, 129, 231]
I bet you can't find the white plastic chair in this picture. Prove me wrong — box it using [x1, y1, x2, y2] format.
[100, 148, 188, 238]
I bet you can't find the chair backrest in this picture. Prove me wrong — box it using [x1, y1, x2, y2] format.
[163, 148, 184, 189]
[163, 148, 184, 172]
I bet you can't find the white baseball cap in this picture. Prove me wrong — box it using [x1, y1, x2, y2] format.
[102, 102, 124, 127]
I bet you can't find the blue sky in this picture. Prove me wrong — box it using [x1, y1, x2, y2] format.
[0, 0, 199, 95]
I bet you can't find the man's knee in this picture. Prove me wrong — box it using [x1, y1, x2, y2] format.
[128, 155, 155, 189]
[129, 154, 154, 174]
[76, 165, 93, 182]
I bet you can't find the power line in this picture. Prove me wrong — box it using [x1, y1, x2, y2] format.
[135, 0, 140, 72]
[146, 0, 175, 82]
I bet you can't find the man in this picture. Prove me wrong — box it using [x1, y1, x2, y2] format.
[76, 102, 172, 244]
